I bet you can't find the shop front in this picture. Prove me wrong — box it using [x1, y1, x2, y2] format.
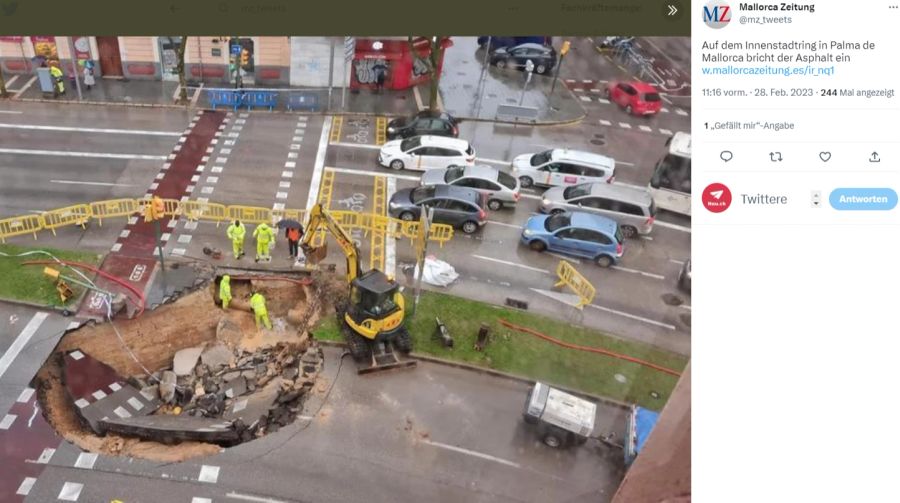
[350, 37, 451, 91]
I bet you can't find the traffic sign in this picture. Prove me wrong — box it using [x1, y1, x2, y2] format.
[230, 44, 241, 56]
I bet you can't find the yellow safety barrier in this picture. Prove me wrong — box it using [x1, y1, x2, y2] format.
[41, 204, 92, 235]
[554, 260, 596, 309]
[90, 198, 140, 226]
[138, 197, 180, 219]
[227, 205, 272, 225]
[181, 200, 228, 225]
[0, 214, 43, 242]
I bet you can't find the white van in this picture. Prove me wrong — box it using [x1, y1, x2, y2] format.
[378, 135, 476, 172]
[511, 148, 616, 189]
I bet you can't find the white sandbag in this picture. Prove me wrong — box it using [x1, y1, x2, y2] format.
[414, 255, 459, 287]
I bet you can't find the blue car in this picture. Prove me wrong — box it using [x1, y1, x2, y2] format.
[520, 211, 624, 267]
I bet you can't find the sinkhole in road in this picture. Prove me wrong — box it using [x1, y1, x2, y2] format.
[33, 272, 345, 462]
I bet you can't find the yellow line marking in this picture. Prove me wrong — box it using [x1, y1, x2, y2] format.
[370, 175, 386, 271]
[329, 116, 343, 143]
[375, 116, 387, 146]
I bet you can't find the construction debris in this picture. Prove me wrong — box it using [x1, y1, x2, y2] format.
[173, 347, 203, 376]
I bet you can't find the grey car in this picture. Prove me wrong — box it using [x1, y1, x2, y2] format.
[539, 182, 657, 238]
[388, 184, 488, 234]
[419, 165, 521, 211]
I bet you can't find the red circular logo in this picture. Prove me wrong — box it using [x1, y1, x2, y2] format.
[701, 182, 732, 213]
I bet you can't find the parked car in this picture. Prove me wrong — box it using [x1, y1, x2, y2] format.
[606, 81, 662, 116]
[520, 211, 624, 267]
[539, 182, 657, 238]
[490, 43, 557, 74]
[678, 259, 691, 293]
[388, 184, 487, 234]
[596, 36, 635, 49]
[419, 164, 520, 210]
[386, 111, 459, 140]
[378, 135, 475, 172]
[478, 36, 551, 50]
[512, 148, 615, 189]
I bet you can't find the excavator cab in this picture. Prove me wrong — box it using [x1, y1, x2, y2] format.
[345, 270, 406, 341]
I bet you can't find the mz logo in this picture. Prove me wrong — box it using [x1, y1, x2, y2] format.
[702, 1, 731, 29]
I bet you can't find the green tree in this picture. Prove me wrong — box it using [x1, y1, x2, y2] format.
[407, 36, 447, 111]
[176, 36, 189, 104]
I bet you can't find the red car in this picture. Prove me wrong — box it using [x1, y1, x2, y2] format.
[606, 81, 662, 116]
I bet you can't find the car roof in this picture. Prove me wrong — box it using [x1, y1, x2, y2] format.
[551, 148, 615, 166]
[418, 135, 470, 149]
[668, 132, 691, 157]
[354, 270, 396, 294]
[414, 110, 454, 121]
[513, 43, 552, 52]
[433, 184, 481, 204]
[587, 182, 653, 206]
[629, 81, 658, 93]
[569, 211, 618, 234]
[462, 164, 498, 181]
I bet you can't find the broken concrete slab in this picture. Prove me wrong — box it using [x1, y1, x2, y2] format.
[216, 316, 243, 344]
[100, 415, 238, 444]
[79, 385, 162, 435]
[159, 371, 177, 404]
[221, 370, 242, 382]
[224, 377, 282, 429]
[223, 376, 247, 398]
[201, 344, 233, 370]
[173, 346, 203, 376]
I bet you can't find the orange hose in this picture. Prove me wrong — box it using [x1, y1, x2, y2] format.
[498, 318, 682, 377]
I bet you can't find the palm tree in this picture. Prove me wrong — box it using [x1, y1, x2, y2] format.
[407, 36, 447, 111]
[176, 36, 189, 104]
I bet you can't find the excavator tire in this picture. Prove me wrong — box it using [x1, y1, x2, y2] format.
[342, 321, 370, 361]
[393, 327, 413, 354]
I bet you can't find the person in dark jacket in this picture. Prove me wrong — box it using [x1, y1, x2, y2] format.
[286, 225, 303, 260]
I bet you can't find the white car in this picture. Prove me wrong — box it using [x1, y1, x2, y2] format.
[378, 135, 475, 172]
[511, 148, 616, 188]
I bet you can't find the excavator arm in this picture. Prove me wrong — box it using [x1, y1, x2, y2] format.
[301, 203, 361, 283]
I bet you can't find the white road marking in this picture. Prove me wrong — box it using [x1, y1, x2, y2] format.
[487, 220, 520, 229]
[327, 166, 419, 182]
[306, 116, 333, 211]
[599, 119, 612, 126]
[190, 83, 204, 106]
[0, 148, 167, 160]
[638, 125, 652, 132]
[548, 252, 579, 263]
[58, 481, 84, 501]
[412, 85, 424, 111]
[476, 157, 511, 166]
[420, 439, 521, 469]
[15, 477, 36, 496]
[0, 312, 48, 380]
[0, 110, 23, 114]
[226, 492, 291, 503]
[192, 499, 213, 503]
[74, 452, 98, 470]
[0, 123, 181, 136]
[5, 75, 19, 87]
[675, 109, 688, 116]
[385, 177, 397, 278]
[619, 122, 631, 129]
[198, 465, 220, 483]
[329, 142, 380, 150]
[0, 413, 16, 429]
[659, 128, 673, 136]
[611, 265, 665, 280]
[519, 193, 541, 201]
[49, 179, 135, 188]
[681, 305, 691, 310]
[17, 387, 35, 403]
[472, 255, 550, 275]
[13, 76, 36, 98]
[35, 447, 55, 463]
[669, 258, 685, 265]
[587, 304, 677, 330]
[654, 220, 692, 233]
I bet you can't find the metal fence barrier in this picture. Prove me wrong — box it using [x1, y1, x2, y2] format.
[41, 204, 91, 235]
[554, 260, 596, 309]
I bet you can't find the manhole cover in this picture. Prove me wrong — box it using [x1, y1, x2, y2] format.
[613, 374, 627, 383]
[589, 139, 606, 146]
[649, 391, 660, 399]
[661, 293, 684, 306]
[680, 313, 691, 327]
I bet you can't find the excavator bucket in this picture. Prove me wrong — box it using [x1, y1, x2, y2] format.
[356, 344, 417, 376]
[301, 243, 328, 264]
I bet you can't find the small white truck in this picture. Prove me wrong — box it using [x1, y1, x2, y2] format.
[523, 382, 597, 448]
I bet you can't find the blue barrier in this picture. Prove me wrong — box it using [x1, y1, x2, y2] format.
[244, 91, 278, 111]
[207, 90, 244, 111]
[288, 92, 320, 112]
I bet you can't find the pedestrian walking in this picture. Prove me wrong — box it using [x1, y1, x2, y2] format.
[249, 291, 272, 330]
[374, 62, 387, 94]
[219, 274, 232, 310]
[253, 222, 276, 262]
[285, 225, 303, 260]
[82, 65, 95, 91]
[226, 220, 246, 259]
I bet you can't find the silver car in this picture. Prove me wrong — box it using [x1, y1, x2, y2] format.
[419, 164, 521, 210]
[539, 182, 657, 238]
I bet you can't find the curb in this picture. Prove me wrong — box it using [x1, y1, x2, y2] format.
[315, 339, 632, 410]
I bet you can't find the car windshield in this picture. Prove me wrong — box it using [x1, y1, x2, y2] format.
[497, 171, 517, 190]
[410, 186, 434, 204]
[563, 184, 591, 200]
[445, 166, 465, 183]
[644, 92, 662, 102]
[531, 150, 553, 166]
[545, 213, 570, 232]
[400, 137, 421, 152]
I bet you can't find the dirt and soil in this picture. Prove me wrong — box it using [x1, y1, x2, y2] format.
[35, 273, 329, 461]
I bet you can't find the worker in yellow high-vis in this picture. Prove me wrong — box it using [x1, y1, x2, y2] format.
[253, 222, 276, 262]
[249, 291, 271, 329]
[219, 275, 232, 310]
[226, 220, 246, 259]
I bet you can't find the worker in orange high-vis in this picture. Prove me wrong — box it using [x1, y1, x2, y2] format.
[285, 225, 303, 260]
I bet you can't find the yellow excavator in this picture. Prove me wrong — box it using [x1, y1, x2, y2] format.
[300, 203, 415, 373]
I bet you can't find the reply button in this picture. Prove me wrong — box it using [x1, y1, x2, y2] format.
[829, 188, 898, 211]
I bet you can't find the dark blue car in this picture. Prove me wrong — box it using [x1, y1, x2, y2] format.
[477, 36, 551, 50]
[520, 211, 624, 267]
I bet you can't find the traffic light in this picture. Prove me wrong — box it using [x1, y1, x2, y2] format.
[561, 40, 571, 56]
[144, 196, 165, 222]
